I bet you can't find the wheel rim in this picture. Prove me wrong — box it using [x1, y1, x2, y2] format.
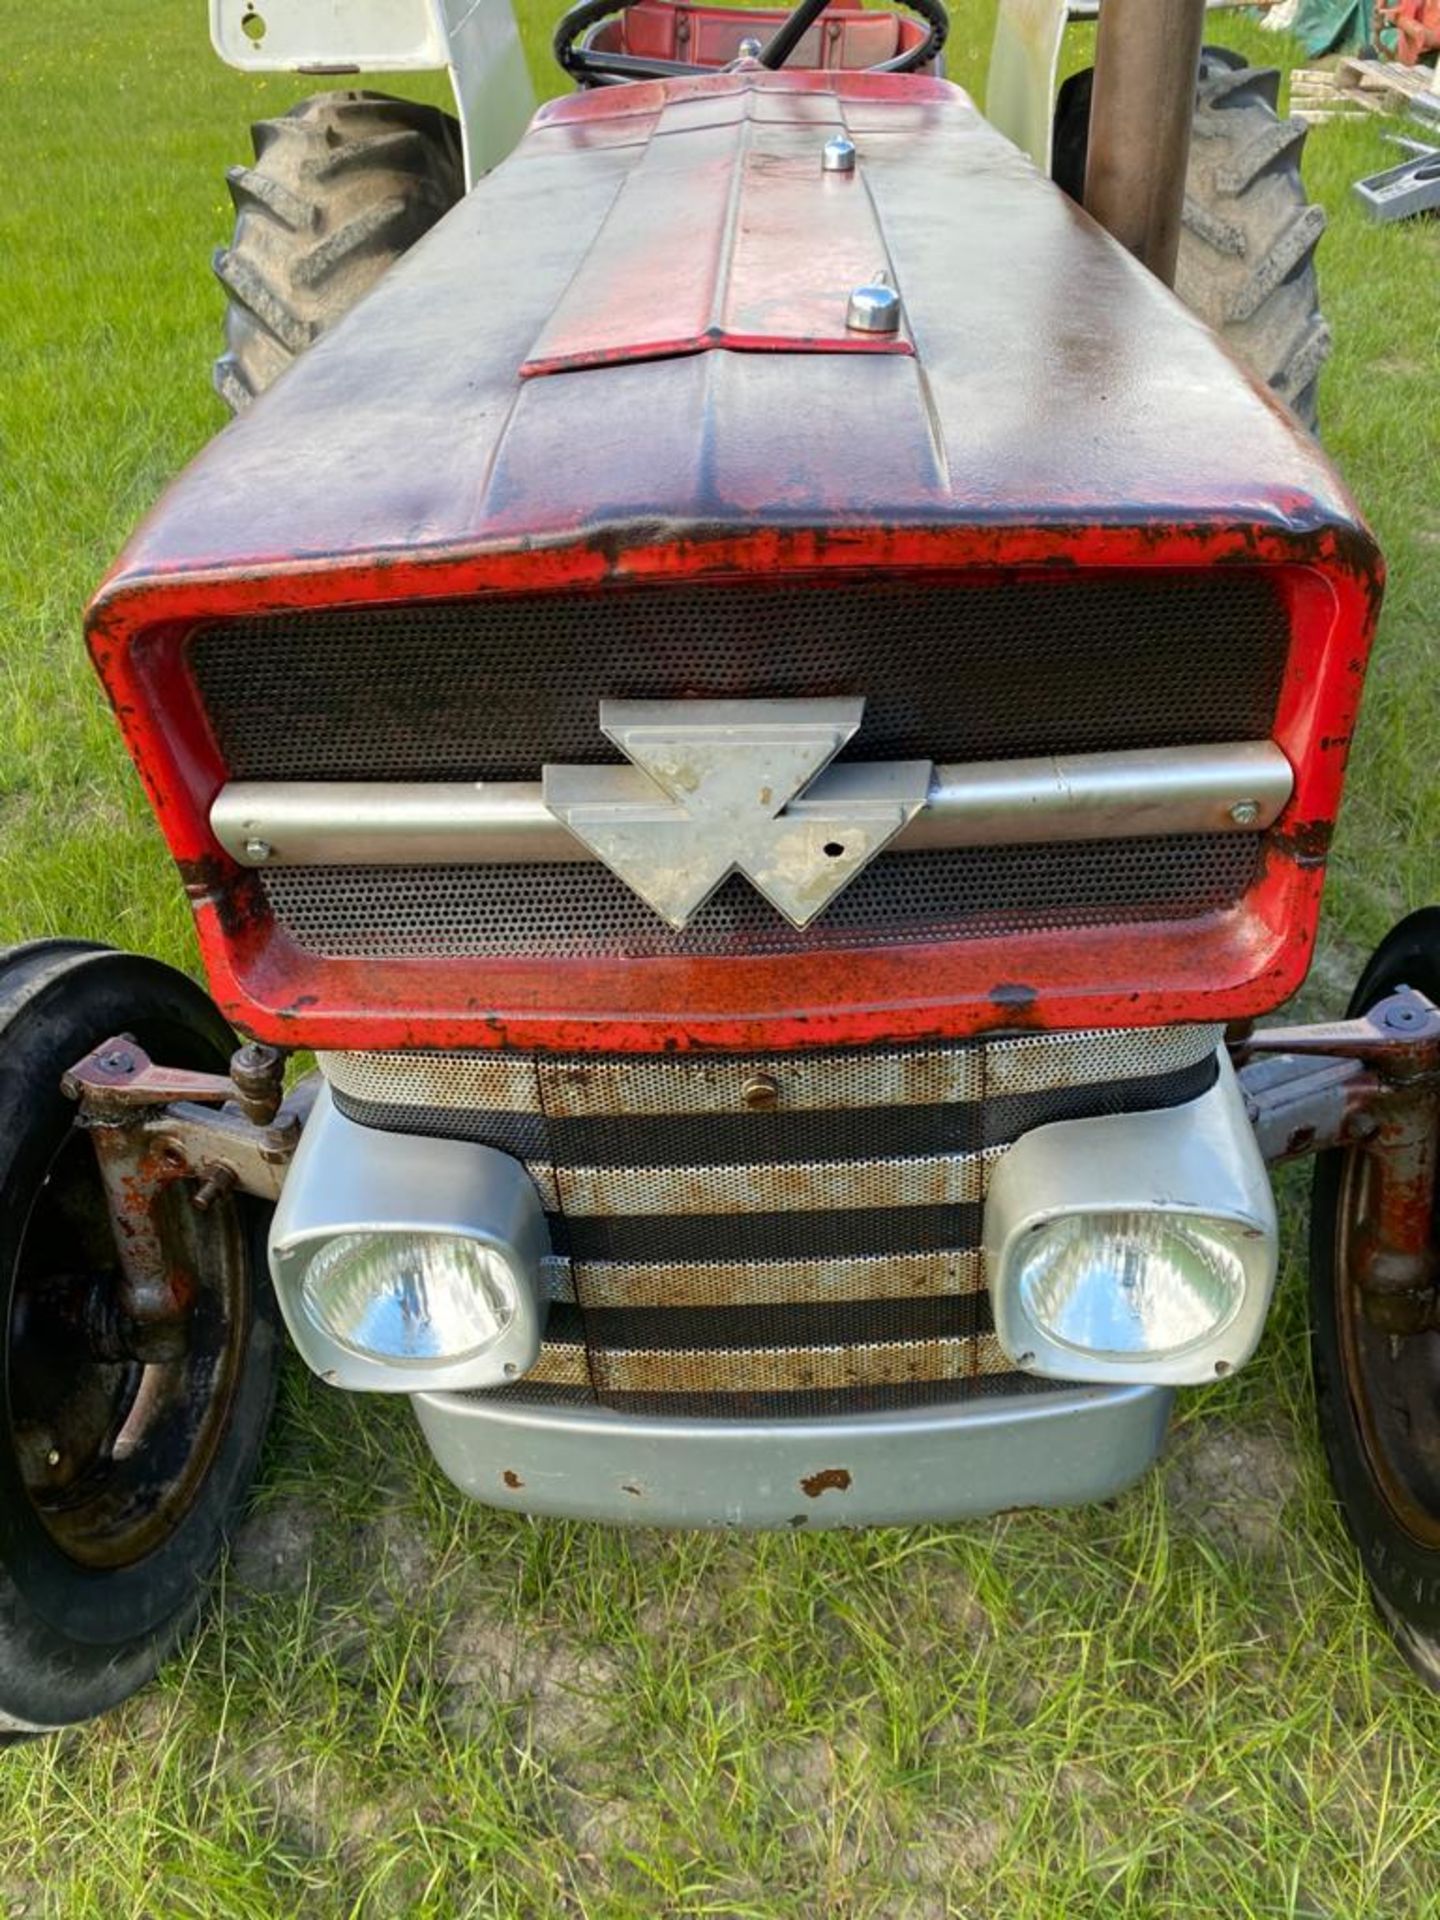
[1334, 1148, 1440, 1551]
[6, 1124, 250, 1571]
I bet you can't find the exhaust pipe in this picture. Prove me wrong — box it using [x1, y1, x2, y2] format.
[1083, 0, 1208, 287]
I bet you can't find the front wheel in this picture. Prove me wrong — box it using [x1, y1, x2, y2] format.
[1311, 911, 1440, 1689]
[0, 942, 279, 1734]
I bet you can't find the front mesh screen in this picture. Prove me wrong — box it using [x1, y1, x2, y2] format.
[262, 835, 1261, 960]
[188, 570, 1290, 783]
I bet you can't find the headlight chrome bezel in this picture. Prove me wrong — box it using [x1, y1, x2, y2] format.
[269, 1091, 550, 1393]
[985, 1056, 1277, 1387]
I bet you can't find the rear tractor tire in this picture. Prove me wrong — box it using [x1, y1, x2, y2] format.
[213, 90, 465, 413]
[1053, 49, 1331, 434]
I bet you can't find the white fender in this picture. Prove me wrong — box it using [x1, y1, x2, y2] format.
[985, 0, 1071, 171]
[209, 0, 535, 183]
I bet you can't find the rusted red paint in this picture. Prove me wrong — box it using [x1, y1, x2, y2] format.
[83, 68, 1384, 1054]
[83, 1124, 196, 1334]
[1351, 1084, 1440, 1307]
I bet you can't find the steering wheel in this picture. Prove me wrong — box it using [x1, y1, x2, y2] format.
[554, 0, 949, 85]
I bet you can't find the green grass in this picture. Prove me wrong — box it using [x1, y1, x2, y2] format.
[3, 3, 1440, 1914]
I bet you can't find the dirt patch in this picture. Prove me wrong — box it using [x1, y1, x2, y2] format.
[229, 1496, 325, 1596]
[356, 1503, 436, 1611]
[898, 1812, 1005, 1886]
[921, 1562, 991, 1642]
[440, 1604, 622, 1754]
[558, 1791, 650, 1860]
[1164, 1423, 1302, 1557]
[233, 1735, 402, 1860]
[769, 1734, 837, 1820]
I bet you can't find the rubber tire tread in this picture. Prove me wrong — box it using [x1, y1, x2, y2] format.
[1310, 910, 1440, 1693]
[213, 90, 464, 413]
[0, 945, 279, 1732]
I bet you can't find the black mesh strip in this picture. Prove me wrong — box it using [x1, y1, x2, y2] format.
[465, 1373, 1062, 1420]
[465, 1379, 597, 1407]
[328, 1101, 551, 1158]
[547, 1101, 983, 1166]
[563, 1204, 984, 1264]
[539, 1303, 589, 1346]
[980, 1055, 1219, 1147]
[189, 569, 1289, 782]
[579, 1290, 992, 1355]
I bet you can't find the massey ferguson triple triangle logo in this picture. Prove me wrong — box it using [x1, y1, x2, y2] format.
[542, 699, 933, 930]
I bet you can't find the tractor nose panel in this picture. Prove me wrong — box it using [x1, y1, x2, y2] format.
[520, 85, 916, 376]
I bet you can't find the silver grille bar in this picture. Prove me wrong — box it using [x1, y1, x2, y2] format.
[211, 742, 1292, 868]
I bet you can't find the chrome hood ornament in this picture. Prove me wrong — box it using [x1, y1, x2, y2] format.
[543, 699, 932, 930]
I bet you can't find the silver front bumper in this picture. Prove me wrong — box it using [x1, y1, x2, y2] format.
[412, 1380, 1171, 1529]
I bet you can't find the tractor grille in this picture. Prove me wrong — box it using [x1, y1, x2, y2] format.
[262, 836, 1261, 960]
[321, 1024, 1222, 1417]
[188, 571, 1290, 783]
[192, 570, 1287, 962]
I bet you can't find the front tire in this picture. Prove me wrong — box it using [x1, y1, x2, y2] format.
[1310, 912, 1440, 1689]
[1053, 49, 1331, 433]
[0, 943, 279, 1732]
[213, 91, 464, 413]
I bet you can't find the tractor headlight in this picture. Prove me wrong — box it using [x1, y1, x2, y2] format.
[1012, 1211, 1249, 1362]
[986, 1057, 1277, 1387]
[269, 1090, 550, 1393]
[300, 1231, 522, 1365]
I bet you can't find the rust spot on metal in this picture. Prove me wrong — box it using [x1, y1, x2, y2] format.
[502, 1469, 524, 1490]
[800, 1466, 852, 1498]
[1272, 817, 1333, 865]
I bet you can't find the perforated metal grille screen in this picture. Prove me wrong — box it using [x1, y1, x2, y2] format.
[262, 835, 1262, 960]
[188, 571, 1290, 782]
[326, 1027, 1222, 1418]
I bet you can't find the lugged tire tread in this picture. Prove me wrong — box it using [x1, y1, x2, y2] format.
[1174, 55, 1329, 433]
[1216, 117, 1307, 197]
[224, 163, 311, 233]
[212, 90, 463, 413]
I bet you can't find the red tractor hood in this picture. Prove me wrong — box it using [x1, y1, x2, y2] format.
[83, 70, 1384, 1054]
[95, 69, 1367, 603]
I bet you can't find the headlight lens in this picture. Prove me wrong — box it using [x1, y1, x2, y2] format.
[1014, 1211, 1248, 1360]
[301, 1231, 519, 1364]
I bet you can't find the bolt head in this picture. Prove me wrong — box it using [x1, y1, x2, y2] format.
[822, 135, 857, 174]
[742, 1072, 781, 1112]
[243, 838, 273, 863]
[46, 1449, 61, 1468]
[1229, 800, 1260, 826]
[846, 279, 901, 335]
[737, 35, 762, 57]
[1383, 1003, 1425, 1032]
